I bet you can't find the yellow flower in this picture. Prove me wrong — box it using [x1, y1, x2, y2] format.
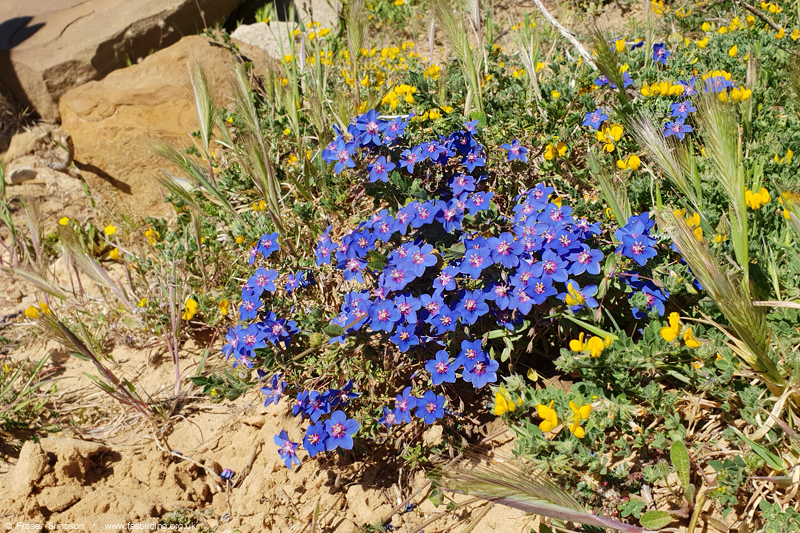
[697, 37, 708, 49]
[718, 90, 729, 102]
[605, 207, 615, 219]
[551, 90, 560, 99]
[109, 248, 119, 260]
[564, 283, 585, 307]
[718, 27, 728, 34]
[776, 27, 785, 39]
[731, 86, 752, 101]
[319, 28, 331, 37]
[58, 217, 70, 226]
[137, 297, 147, 307]
[694, 226, 703, 242]
[394, 0, 404, 5]
[746, 187, 772, 209]
[182, 298, 198, 321]
[568, 401, 592, 438]
[218, 299, 229, 316]
[537, 401, 559, 432]
[746, 15, 755, 27]
[535, 62, 545, 72]
[587, 335, 612, 357]
[617, 154, 641, 170]
[544, 144, 556, 160]
[569, 332, 587, 352]
[793, 28, 800, 41]
[39, 302, 50, 315]
[660, 312, 681, 342]
[236, 235, 245, 244]
[712, 233, 728, 243]
[614, 39, 626, 53]
[440, 105, 453, 113]
[104, 225, 117, 236]
[144, 227, 159, 245]
[556, 142, 567, 157]
[308, 31, 316, 40]
[428, 108, 442, 120]
[728, 45, 737, 57]
[283, 128, 291, 136]
[24, 306, 39, 319]
[702, 22, 711, 31]
[640, 82, 651, 97]
[494, 386, 518, 415]
[683, 328, 702, 348]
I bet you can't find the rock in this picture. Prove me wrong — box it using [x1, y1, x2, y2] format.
[6, 162, 38, 185]
[0, 0, 247, 122]
[10, 440, 50, 497]
[59, 35, 274, 218]
[37, 486, 83, 513]
[39, 437, 110, 480]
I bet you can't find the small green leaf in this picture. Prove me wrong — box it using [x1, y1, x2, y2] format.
[670, 440, 692, 500]
[732, 427, 786, 472]
[429, 486, 443, 508]
[367, 250, 388, 271]
[323, 324, 345, 338]
[470, 111, 488, 127]
[640, 510, 674, 529]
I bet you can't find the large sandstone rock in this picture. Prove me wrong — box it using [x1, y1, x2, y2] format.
[0, 0, 246, 122]
[59, 35, 273, 218]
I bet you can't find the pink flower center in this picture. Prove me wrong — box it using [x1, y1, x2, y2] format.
[435, 362, 448, 374]
[331, 423, 346, 438]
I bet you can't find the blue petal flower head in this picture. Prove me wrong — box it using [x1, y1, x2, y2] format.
[238, 323, 266, 353]
[463, 119, 479, 133]
[274, 430, 301, 469]
[425, 350, 457, 385]
[419, 291, 446, 320]
[222, 325, 243, 359]
[624, 273, 669, 318]
[615, 216, 657, 266]
[465, 192, 493, 214]
[557, 280, 600, 312]
[436, 200, 464, 234]
[569, 245, 604, 275]
[402, 243, 437, 276]
[705, 76, 733, 93]
[547, 229, 582, 255]
[421, 140, 446, 161]
[348, 230, 377, 259]
[381, 264, 414, 293]
[664, 119, 693, 140]
[238, 295, 263, 321]
[573, 217, 602, 239]
[462, 149, 486, 172]
[390, 324, 420, 352]
[487, 232, 522, 268]
[324, 410, 360, 451]
[679, 76, 698, 96]
[314, 239, 338, 266]
[332, 140, 357, 174]
[379, 406, 398, 427]
[292, 391, 309, 417]
[652, 43, 670, 65]
[508, 285, 536, 315]
[582, 108, 609, 130]
[456, 338, 487, 369]
[416, 391, 446, 424]
[630, 39, 644, 49]
[449, 129, 477, 155]
[338, 255, 367, 283]
[255, 232, 281, 260]
[449, 174, 476, 195]
[594, 74, 611, 87]
[356, 109, 385, 145]
[670, 100, 697, 119]
[330, 379, 360, 408]
[399, 146, 422, 173]
[539, 202, 573, 224]
[527, 277, 557, 304]
[383, 117, 408, 145]
[429, 305, 457, 335]
[409, 201, 442, 229]
[247, 267, 279, 296]
[261, 373, 287, 406]
[433, 266, 460, 291]
[462, 356, 499, 388]
[455, 289, 490, 325]
[393, 294, 421, 323]
[368, 156, 396, 183]
[531, 249, 570, 282]
[461, 247, 492, 279]
[303, 422, 327, 457]
[305, 391, 332, 422]
[484, 282, 511, 310]
[393, 387, 417, 423]
[369, 299, 401, 333]
[220, 468, 234, 481]
[500, 140, 529, 163]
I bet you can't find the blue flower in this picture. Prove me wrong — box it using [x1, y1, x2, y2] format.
[429, 305, 457, 334]
[393, 387, 417, 423]
[379, 406, 398, 427]
[393, 294, 421, 323]
[455, 289, 490, 325]
[436, 201, 464, 233]
[461, 247, 492, 279]
[330, 379, 359, 408]
[449, 174, 476, 195]
[508, 285, 536, 315]
[527, 277, 557, 304]
[256, 232, 281, 259]
[484, 282, 511, 310]
[368, 156, 396, 183]
[261, 373, 287, 406]
[403, 244, 438, 276]
[247, 267, 279, 296]
[425, 350, 457, 385]
[339, 255, 367, 283]
[274, 430, 301, 469]
[237, 324, 266, 356]
[409, 201, 441, 229]
[615, 215, 657, 266]
[415, 391, 446, 424]
[222, 325, 242, 359]
[487, 232, 522, 268]
[462, 356, 499, 388]
[531, 250, 570, 282]
[569, 245, 604, 275]
[332, 140, 357, 174]
[664, 119, 693, 140]
[500, 140, 528, 163]
[594, 74, 611, 87]
[433, 266, 460, 291]
[670, 101, 697, 119]
[220, 468, 235, 481]
[303, 422, 327, 457]
[455, 338, 487, 369]
[324, 410, 360, 451]
[390, 324, 419, 352]
[652, 43, 670, 65]
[382, 117, 408, 145]
[305, 391, 332, 422]
[399, 146, 422, 173]
[582, 108, 609, 130]
[462, 149, 486, 172]
[292, 391, 309, 417]
[315, 241, 338, 266]
[356, 109, 385, 145]
[419, 292, 446, 320]
[369, 299, 401, 333]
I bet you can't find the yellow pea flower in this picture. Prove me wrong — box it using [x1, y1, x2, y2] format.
[537, 401, 559, 432]
[776, 27, 785, 39]
[319, 28, 331, 37]
[535, 62, 545, 72]
[640, 82, 651, 97]
[218, 299, 229, 316]
[109, 248, 119, 260]
[59, 217, 70, 226]
[569, 332, 587, 352]
[586, 335, 612, 358]
[24, 306, 40, 319]
[564, 283, 585, 307]
[568, 401, 592, 438]
[137, 297, 147, 307]
[793, 28, 800, 41]
[660, 312, 681, 342]
[394, 0, 404, 5]
[702, 22, 711, 31]
[683, 328, 702, 348]
[236, 235, 245, 244]
[556, 142, 567, 157]
[551, 90, 560, 99]
[615, 39, 626, 53]
[626, 154, 641, 170]
[104, 225, 117, 236]
[182, 298, 198, 321]
[728, 45, 737, 57]
[494, 386, 517, 415]
[544, 144, 556, 160]
[697, 37, 708, 49]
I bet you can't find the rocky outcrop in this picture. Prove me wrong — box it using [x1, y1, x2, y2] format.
[0, 0, 246, 122]
[58, 35, 273, 218]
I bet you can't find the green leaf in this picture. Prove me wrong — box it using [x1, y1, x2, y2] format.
[562, 314, 620, 340]
[670, 441, 692, 502]
[429, 485, 444, 508]
[323, 324, 345, 338]
[367, 250, 388, 271]
[640, 510, 674, 529]
[470, 111, 488, 128]
[732, 428, 786, 472]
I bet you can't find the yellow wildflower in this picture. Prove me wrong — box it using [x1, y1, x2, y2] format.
[58, 217, 70, 226]
[218, 299, 229, 316]
[745, 187, 771, 209]
[660, 312, 682, 342]
[568, 401, 592, 438]
[556, 142, 567, 157]
[182, 298, 198, 321]
[777, 27, 785, 39]
[24, 306, 39, 319]
[319, 28, 331, 37]
[394, 0, 404, 5]
[793, 28, 800, 41]
[728, 45, 737, 57]
[144, 227, 159, 245]
[536, 401, 559, 432]
[697, 37, 708, 49]
[683, 328, 702, 348]
[551, 90, 560, 99]
[702, 22, 711, 31]
[544, 144, 556, 160]
[614, 39, 626, 52]
[104, 225, 117, 236]
[494, 386, 520, 415]
[137, 297, 147, 307]
[535, 62, 545, 72]
[109, 248, 119, 260]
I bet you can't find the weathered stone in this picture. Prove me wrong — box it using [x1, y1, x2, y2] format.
[10, 440, 50, 497]
[0, 0, 246, 122]
[59, 35, 273, 218]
